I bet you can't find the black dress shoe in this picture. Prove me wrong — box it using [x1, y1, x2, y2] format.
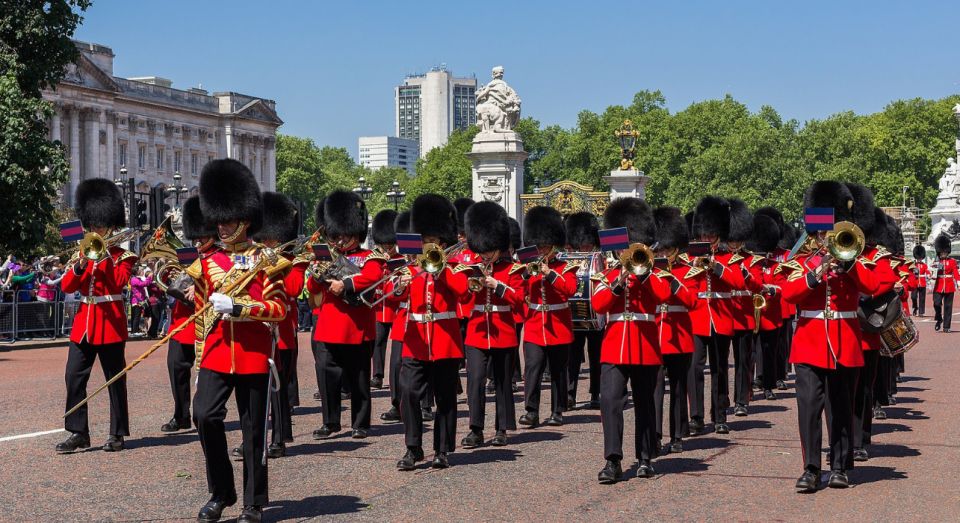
[715, 423, 730, 434]
[935, 321, 942, 331]
[56, 432, 90, 453]
[764, 390, 776, 401]
[161, 418, 191, 433]
[777, 380, 788, 390]
[341, 391, 352, 400]
[486, 380, 495, 394]
[945, 328, 952, 333]
[887, 395, 897, 405]
[461, 430, 484, 449]
[490, 430, 507, 446]
[752, 379, 763, 391]
[588, 394, 600, 409]
[371, 376, 383, 389]
[422, 407, 435, 422]
[267, 443, 285, 459]
[380, 406, 401, 422]
[874, 407, 887, 420]
[313, 390, 321, 400]
[232, 446, 243, 459]
[734, 404, 748, 417]
[312, 424, 341, 440]
[795, 470, 820, 493]
[828, 471, 850, 488]
[688, 419, 704, 436]
[351, 428, 368, 439]
[511, 382, 520, 393]
[431, 452, 450, 469]
[397, 447, 424, 471]
[635, 461, 656, 478]
[197, 494, 237, 522]
[518, 412, 539, 427]
[544, 414, 563, 426]
[103, 435, 124, 452]
[237, 505, 262, 523]
[853, 448, 869, 462]
[597, 459, 623, 484]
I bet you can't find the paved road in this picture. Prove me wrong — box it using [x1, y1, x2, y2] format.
[1, 311, 958, 522]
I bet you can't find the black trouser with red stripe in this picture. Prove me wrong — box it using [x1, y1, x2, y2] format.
[757, 329, 780, 391]
[732, 329, 754, 406]
[568, 330, 602, 405]
[372, 322, 391, 380]
[314, 342, 372, 430]
[601, 363, 659, 462]
[271, 349, 294, 445]
[64, 340, 129, 437]
[400, 357, 460, 453]
[796, 363, 857, 473]
[655, 353, 691, 442]
[523, 342, 569, 419]
[688, 333, 731, 424]
[853, 349, 880, 449]
[465, 346, 516, 432]
[167, 339, 195, 423]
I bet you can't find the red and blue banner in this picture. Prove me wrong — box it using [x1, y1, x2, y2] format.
[312, 243, 333, 261]
[176, 247, 199, 265]
[515, 245, 540, 263]
[598, 227, 630, 252]
[804, 207, 835, 232]
[396, 233, 424, 255]
[59, 220, 84, 242]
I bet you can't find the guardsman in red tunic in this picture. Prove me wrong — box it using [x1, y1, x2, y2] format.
[755, 206, 796, 391]
[392, 194, 469, 471]
[593, 198, 673, 483]
[160, 196, 217, 435]
[932, 233, 958, 332]
[745, 214, 786, 401]
[784, 180, 879, 493]
[519, 206, 578, 428]
[686, 197, 746, 436]
[911, 245, 929, 316]
[369, 210, 400, 391]
[563, 211, 604, 410]
[307, 191, 387, 440]
[57, 179, 137, 454]
[461, 202, 526, 449]
[652, 207, 698, 455]
[508, 217, 524, 390]
[191, 160, 288, 523]
[874, 219, 908, 422]
[451, 198, 478, 327]
[725, 199, 758, 417]
[252, 192, 306, 459]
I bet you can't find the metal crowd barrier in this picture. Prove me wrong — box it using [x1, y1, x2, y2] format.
[0, 291, 130, 344]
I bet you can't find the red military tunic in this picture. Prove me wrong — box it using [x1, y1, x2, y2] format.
[655, 263, 699, 355]
[728, 252, 756, 332]
[464, 260, 526, 349]
[61, 246, 137, 345]
[390, 264, 469, 361]
[170, 300, 196, 345]
[592, 268, 672, 365]
[523, 259, 579, 346]
[307, 248, 386, 345]
[773, 247, 797, 321]
[450, 247, 479, 320]
[914, 261, 929, 288]
[781, 254, 879, 369]
[895, 259, 915, 316]
[746, 256, 786, 332]
[683, 252, 746, 337]
[190, 241, 288, 374]
[277, 257, 308, 351]
[860, 246, 899, 352]
[932, 257, 960, 293]
[374, 255, 404, 324]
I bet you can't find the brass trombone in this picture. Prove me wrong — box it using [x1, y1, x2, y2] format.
[525, 247, 557, 277]
[417, 243, 447, 274]
[74, 228, 141, 262]
[826, 221, 864, 262]
[619, 243, 654, 276]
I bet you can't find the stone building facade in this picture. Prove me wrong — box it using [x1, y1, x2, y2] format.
[43, 41, 282, 206]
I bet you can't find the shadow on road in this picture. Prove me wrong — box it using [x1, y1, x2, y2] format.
[853, 465, 907, 485]
[511, 430, 564, 444]
[265, 494, 367, 519]
[897, 375, 930, 383]
[872, 423, 912, 435]
[564, 413, 601, 425]
[654, 456, 711, 474]
[452, 448, 520, 465]
[871, 443, 921, 459]
[286, 440, 370, 457]
[126, 432, 197, 450]
[883, 407, 928, 420]
[727, 419, 773, 431]
[683, 436, 731, 452]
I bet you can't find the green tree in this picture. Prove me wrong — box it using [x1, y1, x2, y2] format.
[0, 0, 89, 256]
[409, 126, 478, 201]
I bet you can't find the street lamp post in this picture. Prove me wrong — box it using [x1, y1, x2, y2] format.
[353, 176, 373, 201]
[386, 180, 406, 210]
[166, 171, 189, 210]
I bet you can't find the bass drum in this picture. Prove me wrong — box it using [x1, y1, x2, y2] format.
[557, 251, 606, 331]
[879, 314, 920, 357]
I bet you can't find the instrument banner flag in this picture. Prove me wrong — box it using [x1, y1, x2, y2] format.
[598, 227, 630, 252]
[804, 207, 835, 232]
[386, 257, 407, 271]
[312, 243, 333, 261]
[59, 220, 84, 242]
[176, 247, 199, 265]
[396, 233, 424, 255]
[515, 245, 540, 263]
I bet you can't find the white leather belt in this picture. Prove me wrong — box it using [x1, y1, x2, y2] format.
[473, 304, 511, 313]
[409, 311, 458, 323]
[658, 305, 688, 313]
[698, 292, 732, 299]
[528, 303, 569, 312]
[731, 290, 752, 297]
[81, 294, 123, 305]
[937, 275, 953, 279]
[799, 310, 857, 320]
[608, 312, 655, 322]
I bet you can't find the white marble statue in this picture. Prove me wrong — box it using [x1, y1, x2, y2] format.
[938, 157, 959, 199]
[476, 66, 521, 132]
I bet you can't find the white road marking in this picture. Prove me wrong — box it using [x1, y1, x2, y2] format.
[0, 428, 65, 443]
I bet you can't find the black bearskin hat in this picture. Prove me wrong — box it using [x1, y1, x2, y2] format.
[886, 216, 904, 256]
[603, 197, 656, 245]
[691, 196, 730, 239]
[323, 190, 368, 242]
[564, 212, 600, 250]
[779, 222, 799, 251]
[465, 201, 510, 254]
[803, 180, 854, 224]
[653, 206, 688, 251]
[523, 206, 566, 247]
[754, 206, 784, 230]
[181, 196, 216, 241]
[394, 210, 412, 235]
[453, 197, 475, 235]
[253, 192, 298, 244]
[372, 209, 399, 245]
[935, 234, 952, 256]
[199, 159, 263, 233]
[913, 244, 926, 260]
[866, 207, 890, 246]
[508, 217, 521, 250]
[75, 178, 126, 229]
[748, 215, 781, 254]
[411, 194, 458, 246]
[313, 195, 326, 235]
[726, 198, 753, 243]
[844, 182, 877, 236]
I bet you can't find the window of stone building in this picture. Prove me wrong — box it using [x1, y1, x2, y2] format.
[156, 146, 164, 170]
[174, 150, 181, 173]
[138, 144, 146, 169]
[118, 143, 126, 167]
[191, 153, 198, 176]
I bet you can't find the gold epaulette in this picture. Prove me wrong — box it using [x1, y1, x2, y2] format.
[509, 263, 525, 274]
[185, 258, 203, 280]
[562, 262, 579, 273]
[859, 256, 877, 268]
[116, 250, 138, 263]
[451, 264, 473, 274]
[656, 269, 674, 280]
[265, 256, 293, 278]
[591, 272, 610, 286]
[365, 250, 389, 263]
[787, 269, 805, 281]
[684, 266, 705, 279]
[729, 253, 744, 264]
[679, 253, 691, 263]
[780, 260, 803, 273]
[291, 255, 311, 267]
[873, 247, 891, 262]
[749, 255, 765, 267]
[890, 259, 901, 270]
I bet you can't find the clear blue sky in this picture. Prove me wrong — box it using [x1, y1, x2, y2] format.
[75, 1, 959, 158]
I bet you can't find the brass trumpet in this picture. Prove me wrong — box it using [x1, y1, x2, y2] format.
[76, 228, 140, 262]
[826, 221, 864, 262]
[619, 243, 654, 276]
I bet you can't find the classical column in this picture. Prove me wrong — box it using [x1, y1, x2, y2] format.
[68, 105, 81, 205]
[224, 125, 235, 159]
[266, 139, 276, 191]
[50, 103, 62, 143]
[105, 110, 115, 180]
[84, 107, 101, 180]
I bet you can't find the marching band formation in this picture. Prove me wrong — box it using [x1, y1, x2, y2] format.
[53, 159, 938, 522]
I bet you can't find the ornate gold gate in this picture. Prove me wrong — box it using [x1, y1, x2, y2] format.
[520, 180, 609, 217]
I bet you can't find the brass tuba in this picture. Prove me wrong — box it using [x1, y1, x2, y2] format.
[826, 221, 864, 262]
[139, 216, 183, 264]
[619, 243, 654, 276]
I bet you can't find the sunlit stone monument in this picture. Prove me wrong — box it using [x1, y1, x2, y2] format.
[603, 120, 651, 201]
[926, 104, 960, 250]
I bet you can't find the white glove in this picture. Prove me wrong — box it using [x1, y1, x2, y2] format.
[210, 293, 235, 314]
